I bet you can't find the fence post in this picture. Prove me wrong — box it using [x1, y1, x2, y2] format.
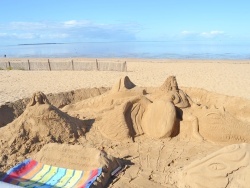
[71, 59, 75, 70]
[48, 59, 51, 71]
[96, 59, 99, 71]
[28, 59, 30, 70]
[123, 61, 127, 72]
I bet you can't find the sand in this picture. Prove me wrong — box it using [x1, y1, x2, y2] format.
[1, 58, 250, 106]
[1, 58, 250, 188]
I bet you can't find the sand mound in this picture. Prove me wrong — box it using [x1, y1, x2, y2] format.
[33, 143, 122, 187]
[0, 87, 108, 128]
[0, 92, 86, 172]
[0, 99, 29, 128]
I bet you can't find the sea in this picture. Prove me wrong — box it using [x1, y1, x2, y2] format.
[0, 41, 250, 59]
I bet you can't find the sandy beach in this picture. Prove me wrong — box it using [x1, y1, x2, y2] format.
[1, 58, 250, 105]
[1, 58, 250, 188]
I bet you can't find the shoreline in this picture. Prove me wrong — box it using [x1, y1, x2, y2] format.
[1, 57, 250, 63]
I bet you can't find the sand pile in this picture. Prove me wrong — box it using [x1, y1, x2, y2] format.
[0, 92, 86, 172]
[1, 75, 250, 187]
[0, 87, 108, 128]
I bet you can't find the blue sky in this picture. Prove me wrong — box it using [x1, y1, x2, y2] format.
[1, 0, 250, 45]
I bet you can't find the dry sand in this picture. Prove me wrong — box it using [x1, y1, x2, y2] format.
[1, 58, 250, 188]
[1, 58, 250, 105]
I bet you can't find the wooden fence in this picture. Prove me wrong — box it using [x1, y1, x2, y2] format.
[0, 59, 127, 72]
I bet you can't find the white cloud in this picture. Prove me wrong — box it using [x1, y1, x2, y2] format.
[179, 30, 226, 40]
[181, 30, 195, 35]
[15, 33, 37, 39]
[62, 20, 91, 28]
[0, 32, 37, 39]
[0, 33, 8, 37]
[0, 20, 91, 31]
[200, 31, 225, 38]
[9, 22, 47, 30]
[39, 33, 69, 39]
[64, 20, 78, 25]
[0, 20, 139, 44]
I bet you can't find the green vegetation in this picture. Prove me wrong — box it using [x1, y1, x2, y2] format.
[17, 67, 25, 70]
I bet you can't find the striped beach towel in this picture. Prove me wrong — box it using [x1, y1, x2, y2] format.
[1, 159, 102, 188]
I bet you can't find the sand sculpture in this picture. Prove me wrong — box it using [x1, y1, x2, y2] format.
[62, 75, 250, 144]
[27, 91, 50, 106]
[1, 76, 250, 187]
[62, 76, 204, 141]
[147, 76, 204, 140]
[34, 143, 122, 187]
[62, 76, 177, 141]
[0, 91, 87, 172]
[175, 143, 250, 188]
[149, 76, 250, 143]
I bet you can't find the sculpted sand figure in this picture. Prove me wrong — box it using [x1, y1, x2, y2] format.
[27, 91, 50, 106]
[157, 76, 250, 143]
[139, 97, 176, 139]
[97, 75, 178, 140]
[63, 76, 178, 140]
[0, 92, 86, 163]
[175, 143, 250, 188]
[62, 76, 148, 140]
[156, 76, 204, 141]
[97, 94, 177, 140]
[62, 76, 250, 143]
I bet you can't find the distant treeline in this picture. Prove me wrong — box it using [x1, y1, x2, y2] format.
[18, 43, 65, 46]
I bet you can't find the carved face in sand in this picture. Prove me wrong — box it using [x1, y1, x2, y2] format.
[179, 144, 250, 188]
[34, 92, 43, 103]
[28, 91, 49, 106]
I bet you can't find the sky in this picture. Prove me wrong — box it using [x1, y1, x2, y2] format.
[0, 0, 250, 45]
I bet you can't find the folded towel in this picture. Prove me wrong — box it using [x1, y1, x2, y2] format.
[1, 159, 102, 188]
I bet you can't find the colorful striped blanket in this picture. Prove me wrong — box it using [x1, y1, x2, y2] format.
[1, 159, 102, 188]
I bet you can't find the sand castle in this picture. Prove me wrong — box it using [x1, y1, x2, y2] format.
[1, 75, 250, 187]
